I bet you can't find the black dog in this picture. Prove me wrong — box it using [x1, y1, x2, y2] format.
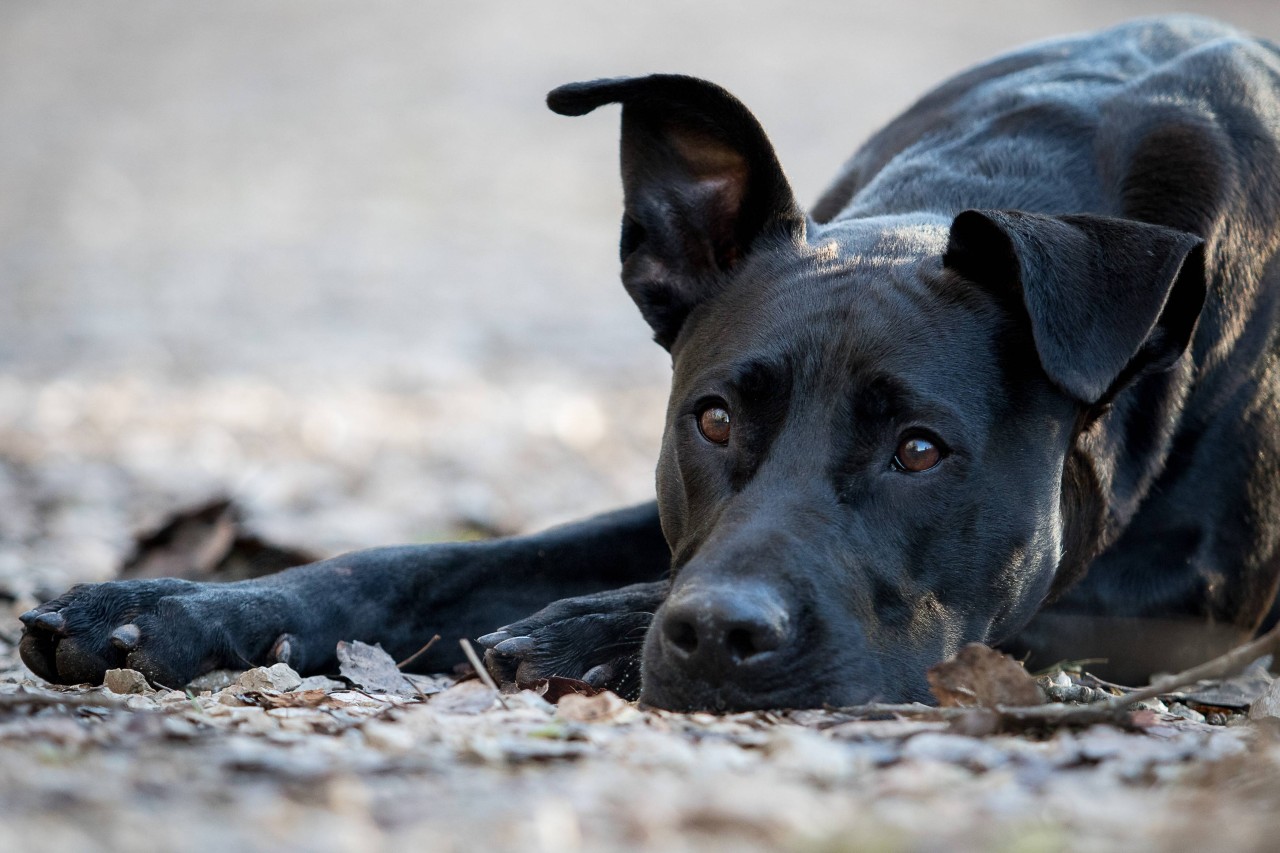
[19, 16, 1280, 711]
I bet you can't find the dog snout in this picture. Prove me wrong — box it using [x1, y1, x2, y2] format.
[656, 583, 792, 674]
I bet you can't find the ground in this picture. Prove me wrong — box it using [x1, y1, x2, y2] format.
[5, 2, 1280, 851]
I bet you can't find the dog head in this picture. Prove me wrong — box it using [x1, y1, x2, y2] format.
[549, 75, 1205, 710]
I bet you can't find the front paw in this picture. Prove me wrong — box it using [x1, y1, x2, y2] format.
[477, 582, 665, 699]
[19, 579, 249, 688]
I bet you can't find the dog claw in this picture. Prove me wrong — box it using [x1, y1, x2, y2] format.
[269, 634, 293, 665]
[32, 612, 67, 634]
[109, 624, 142, 651]
[583, 663, 614, 687]
[492, 636, 535, 655]
[476, 631, 512, 648]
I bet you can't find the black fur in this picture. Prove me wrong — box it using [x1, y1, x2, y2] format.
[20, 16, 1280, 710]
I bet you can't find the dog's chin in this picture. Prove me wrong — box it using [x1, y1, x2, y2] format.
[637, 670, 882, 713]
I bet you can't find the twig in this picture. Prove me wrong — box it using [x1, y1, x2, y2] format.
[458, 639, 509, 710]
[1031, 657, 1108, 677]
[812, 702, 1076, 727]
[823, 622, 1280, 730]
[396, 634, 441, 670]
[1096, 620, 1280, 711]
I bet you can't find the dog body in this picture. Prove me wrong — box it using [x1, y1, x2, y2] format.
[20, 16, 1280, 711]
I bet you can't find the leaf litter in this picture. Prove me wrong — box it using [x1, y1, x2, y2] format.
[6, 500, 1280, 851]
[4, 616, 1280, 851]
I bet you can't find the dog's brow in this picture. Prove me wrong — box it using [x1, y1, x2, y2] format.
[852, 374, 908, 421]
[730, 356, 789, 403]
[851, 373, 966, 433]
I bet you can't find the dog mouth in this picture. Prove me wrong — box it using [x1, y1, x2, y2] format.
[637, 660, 886, 713]
[636, 602, 895, 712]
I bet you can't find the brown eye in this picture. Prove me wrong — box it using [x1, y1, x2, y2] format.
[893, 435, 942, 472]
[697, 405, 731, 445]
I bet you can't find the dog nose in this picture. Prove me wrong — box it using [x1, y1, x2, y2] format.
[658, 584, 791, 673]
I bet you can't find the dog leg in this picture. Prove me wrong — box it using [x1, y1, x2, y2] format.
[19, 502, 669, 688]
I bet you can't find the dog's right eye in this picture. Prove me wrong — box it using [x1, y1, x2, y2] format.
[697, 405, 732, 445]
[892, 434, 944, 472]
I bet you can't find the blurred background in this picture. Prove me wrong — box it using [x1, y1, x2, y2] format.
[2, 1, 1279, 600]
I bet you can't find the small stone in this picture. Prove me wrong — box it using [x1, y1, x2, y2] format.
[1166, 704, 1206, 723]
[217, 690, 251, 707]
[103, 668, 150, 694]
[901, 732, 1010, 770]
[159, 691, 198, 711]
[186, 669, 241, 692]
[1131, 698, 1169, 714]
[296, 675, 346, 692]
[234, 663, 303, 693]
[764, 728, 854, 783]
[363, 720, 416, 752]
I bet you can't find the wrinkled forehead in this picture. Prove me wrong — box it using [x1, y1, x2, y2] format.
[673, 220, 1009, 409]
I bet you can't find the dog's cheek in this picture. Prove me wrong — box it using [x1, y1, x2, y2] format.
[655, 441, 688, 549]
[656, 429, 733, 556]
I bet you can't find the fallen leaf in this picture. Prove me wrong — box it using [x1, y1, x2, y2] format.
[927, 643, 1044, 708]
[555, 691, 636, 724]
[519, 676, 603, 704]
[430, 679, 499, 714]
[336, 640, 415, 696]
[1176, 658, 1273, 710]
[1248, 678, 1280, 721]
[240, 689, 333, 709]
[121, 497, 317, 583]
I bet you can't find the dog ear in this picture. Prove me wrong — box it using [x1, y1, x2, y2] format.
[548, 75, 804, 349]
[943, 210, 1206, 404]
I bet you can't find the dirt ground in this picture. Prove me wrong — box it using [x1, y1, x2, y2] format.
[5, 2, 1280, 851]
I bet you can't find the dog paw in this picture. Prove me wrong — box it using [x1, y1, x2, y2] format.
[477, 582, 666, 700]
[18, 579, 244, 688]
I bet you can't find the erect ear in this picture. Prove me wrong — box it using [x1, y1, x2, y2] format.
[548, 75, 805, 349]
[943, 210, 1206, 404]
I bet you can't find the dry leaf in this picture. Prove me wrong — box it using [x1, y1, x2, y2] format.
[555, 691, 636, 724]
[336, 640, 414, 696]
[121, 497, 317, 583]
[927, 643, 1044, 708]
[520, 676, 603, 704]
[1178, 658, 1273, 710]
[1248, 679, 1280, 721]
[430, 679, 499, 714]
[240, 689, 334, 709]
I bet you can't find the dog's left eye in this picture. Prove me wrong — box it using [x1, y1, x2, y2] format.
[892, 435, 944, 472]
[697, 405, 732, 445]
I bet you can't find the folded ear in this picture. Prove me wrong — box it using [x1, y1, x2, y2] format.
[548, 75, 804, 349]
[943, 210, 1206, 404]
